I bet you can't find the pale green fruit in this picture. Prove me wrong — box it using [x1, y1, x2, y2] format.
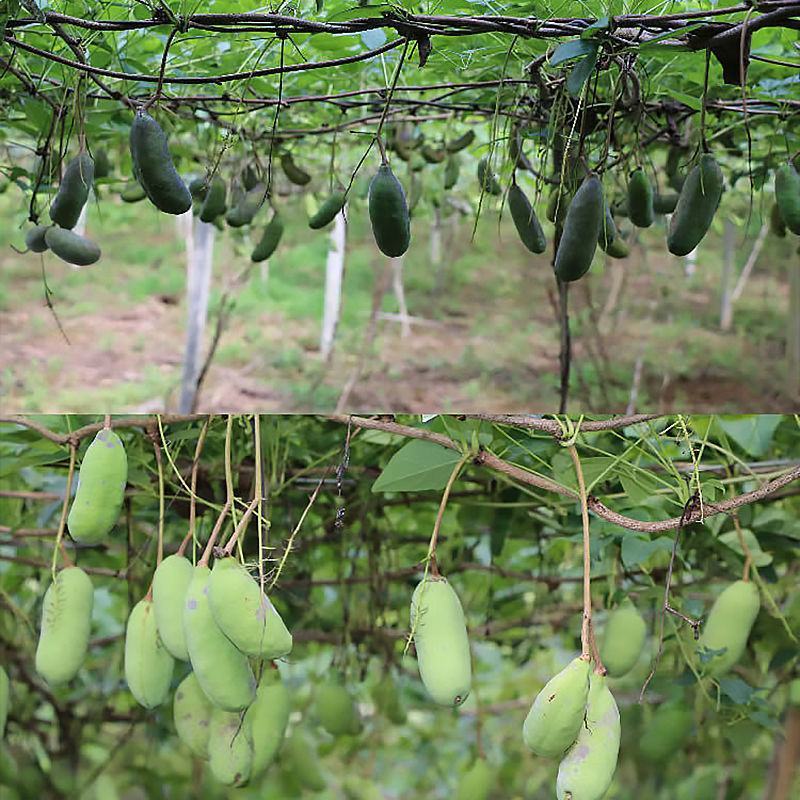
[410, 577, 471, 707]
[455, 757, 493, 800]
[152, 553, 193, 660]
[522, 656, 591, 757]
[173, 672, 213, 758]
[284, 732, 326, 791]
[124, 598, 174, 708]
[245, 672, 291, 777]
[208, 557, 292, 659]
[789, 678, 800, 707]
[600, 602, 647, 678]
[208, 708, 253, 786]
[556, 673, 620, 800]
[35, 567, 94, 685]
[67, 430, 127, 544]
[639, 702, 692, 762]
[371, 671, 406, 724]
[697, 580, 760, 676]
[315, 682, 362, 736]
[183, 565, 255, 711]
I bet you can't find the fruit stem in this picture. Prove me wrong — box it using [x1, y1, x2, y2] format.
[51, 443, 77, 578]
[153, 435, 165, 567]
[187, 416, 210, 555]
[568, 445, 595, 663]
[732, 512, 753, 582]
[198, 499, 230, 567]
[426, 452, 470, 578]
[222, 496, 259, 557]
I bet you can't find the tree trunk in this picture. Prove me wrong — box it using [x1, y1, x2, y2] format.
[178, 214, 215, 413]
[320, 208, 347, 362]
[719, 219, 735, 329]
[789, 257, 800, 402]
[391, 255, 411, 338]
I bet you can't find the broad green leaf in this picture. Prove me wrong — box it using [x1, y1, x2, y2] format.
[550, 39, 597, 66]
[371, 439, 461, 493]
[717, 415, 782, 457]
[718, 527, 772, 566]
[620, 534, 674, 568]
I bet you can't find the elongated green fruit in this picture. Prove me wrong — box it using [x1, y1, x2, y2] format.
[653, 192, 679, 214]
[547, 186, 571, 225]
[315, 682, 362, 736]
[245, 672, 291, 777]
[639, 702, 693, 761]
[124, 598, 174, 709]
[444, 155, 460, 190]
[627, 168, 654, 228]
[522, 655, 591, 757]
[697, 579, 759, 676]
[285, 732, 326, 791]
[455, 758, 493, 800]
[368, 164, 411, 257]
[477, 157, 501, 196]
[410, 577, 471, 707]
[556, 674, 620, 800]
[200, 176, 227, 223]
[44, 227, 101, 267]
[49, 153, 94, 230]
[554, 174, 604, 282]
[775, 163, 800, 234]
[281, 152, 311, 186]
[35, 567, 93, 685]
[597, 202, 618, 252]
[446, 130, 475, 153]
[422, 145, 446, 164]
[604, 236, 630, 259]
[93, 149, 111, 180]
[208, 708, 253, 787]
[251, 212, 284, 262]
[309, 191, 346, 229]
[371, 671, 406, 724]
[67, 429, 127, 543]
[507, 182, 546, 254]
[25, 226, 49, 253]
[0, 666, 8, 737]
[129, 111, 192, 215]
[667, 154, 724, 256]
[770, 202, 787, 238]
[242, 165, 259, 191]
[173, 672, 213, 758]
[183, 565, 256, 711]
[152, 554, 193, 660]
[208, 557, 293, 659]
[599, 602, 647, 677]
[120, 182, 146, 203]
[226, 184, 265, 228]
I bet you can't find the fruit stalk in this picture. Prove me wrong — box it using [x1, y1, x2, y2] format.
[427, 453, 470, 577]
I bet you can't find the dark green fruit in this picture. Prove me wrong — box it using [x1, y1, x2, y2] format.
[242, 165, 260, 191]
[554, 174, 604, 282]
[280, 152, 311, 186]
[507, 182, 546, 254]
[667, 154, 724, 256]
[226, 183, 265, 227]
[653, 192, 679, 214]
[446, 130, 475, 153]
[627, 168, 654, 228]
[775, 163, 800, 234]
[200, 176, 227, 223]
[546, 186, 572, 225]
[368, 164, 410, 257]
[597, 202, 617, 251]
[770, 202, 787, 238]
[251, 212, 284, 262]
[49, 153, 94, 230]
[129, 111, 192, 215]
[120, 182, 146, 203]
[444, 155, 460, 190]
[309, 191, 346, 229]
[0, 666, 8, 738]
[666, 146, 686, 192]
[44, 227, 101, 266]
[421, 145, 446, 164]
[188, 176, 208, 201]
[93, 149, 111, 179]
[477, 157, 501, 196]
[604, 236, 630, 259]
[25, 226, 49, 253]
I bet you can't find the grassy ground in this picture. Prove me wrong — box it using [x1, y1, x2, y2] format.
[0, 185, 795, 412]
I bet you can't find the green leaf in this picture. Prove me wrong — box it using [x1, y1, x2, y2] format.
[550, 39, 597, 66]
[717, 415, 782, 457]
[567, 48, 599, 96]
[718, 528, 772, 566]
[371, 439, 461, 493]
[620, 535, 674, 568]
[719, 676, 754, 705]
